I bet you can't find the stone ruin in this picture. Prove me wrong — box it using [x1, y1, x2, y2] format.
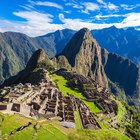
[76, 99, 101, 129]
[0, 70, 117, 130]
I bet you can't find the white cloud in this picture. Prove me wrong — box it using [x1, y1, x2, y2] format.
[65, 2, 83, 9]
[80, 1, 119, 15]
[0, 11, 62, 36]
[64, 10, 71, 14]
[30, 1, 63, 10]
[107, 2, 119, 11]
[95, 14, 125, 20]
[82, 2, 100, 12]
[19, 4, 34, 11]
[96, 0, 106, 5]
[81, 9, 90, 14]
[0, 10, 140, 37]
[120, 13, 140, 27]
[121, 4, 140, 10]
[58, 13, 140, 31]
[13, 11, 53, 24]
[58, 13, 113, 30]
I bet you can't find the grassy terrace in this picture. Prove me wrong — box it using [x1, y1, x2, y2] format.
[1, 114, 31, 136]
[116, 100, 126, 123]
[74, 110, 83, 129]
[0, 114, 69, 140]
[0, 110, 130, 140]
[69, 129, 130, 140]
[50, 74, 101, 113]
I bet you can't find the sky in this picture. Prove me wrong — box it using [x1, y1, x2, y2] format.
[0, 0, 140, 36]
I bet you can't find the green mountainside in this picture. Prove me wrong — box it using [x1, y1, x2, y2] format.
[0, 29, 74, 84]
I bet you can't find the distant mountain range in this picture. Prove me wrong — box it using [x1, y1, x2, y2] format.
[92, 26, 140, 65]
[0, 26, 139, 84]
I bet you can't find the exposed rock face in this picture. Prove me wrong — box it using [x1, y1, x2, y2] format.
[26, 49, 48, 71]
[55, 55, 71, 70]
[101, 47, 140, 97]
[61, 28, 108, 87]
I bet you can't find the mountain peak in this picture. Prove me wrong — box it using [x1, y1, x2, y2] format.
[62, 28, 95, 66]
[26, 49, 51, 71]
[26, 49, 47, 71]
[61, 28, 107, 87]
[79, 27, 90, 33]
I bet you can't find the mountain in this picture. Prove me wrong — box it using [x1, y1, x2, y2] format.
[39, 29, 76, 55]
[41, 26, 140, 65]
[0, 26, 140, 91]
[1, 49, 54, 87]
[41, 26, 140, 66]
[61, 28, 107, 88]
[101, 50, 140, 97]
[0, 29, 75, 83]
[0, 32, 55, 83]
[92, 26, 140, 65]
[57, 28, 140, 99]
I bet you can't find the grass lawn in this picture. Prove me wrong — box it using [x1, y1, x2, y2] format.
[37, 123, 68, 140]
[68, 129, 130, 140]
[115, 100, 126, 123]
[35, 127, 59, 140]
[51, 74, 101, 113]
[1, 114, 31, 136]
[83, 100, 101, 113]
[9, 125, 35, 140]
[51, 74, 84, 98]
[74, 111, 83, 129]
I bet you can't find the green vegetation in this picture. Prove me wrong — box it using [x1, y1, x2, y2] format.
[36, 127, 57, 140]
[0, 112, 130, 140]
[0, 114, 68, 140]
[9, 125, 35, 140]
[115, 100, 126, 123]
[68, 129, 130, 140]
[83, 100, 101, 113]
[37, 58, 55, 72]
[51, 74, 83, 98]
[1, 114, 31, 136]
[44, 124, 68, 140]
[124, 104, 140, 140]
[74, 111, 83, 129]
